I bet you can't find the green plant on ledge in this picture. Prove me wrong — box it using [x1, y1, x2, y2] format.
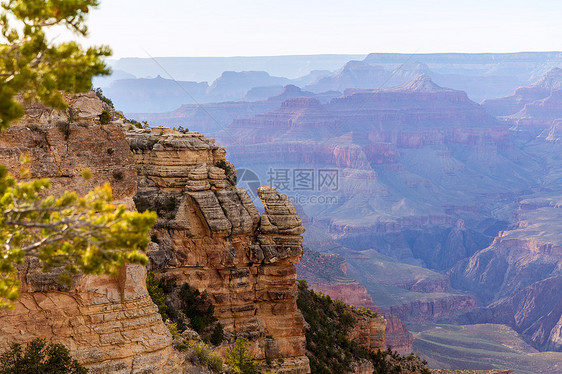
[99, 110, 112, 124]
[145, 273, 224, 345]
[226, 337, 259, 374]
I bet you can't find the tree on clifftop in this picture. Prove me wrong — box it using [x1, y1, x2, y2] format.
[0, 0, 156, 308]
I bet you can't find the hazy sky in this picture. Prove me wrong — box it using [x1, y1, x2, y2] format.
[70, 0, 562, 58]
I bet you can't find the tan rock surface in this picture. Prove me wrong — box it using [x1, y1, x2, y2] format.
[128, 129, 310, 373]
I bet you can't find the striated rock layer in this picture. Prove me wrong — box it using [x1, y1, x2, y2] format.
[127, 127, 310, 373]
[0, 93, 182, 373]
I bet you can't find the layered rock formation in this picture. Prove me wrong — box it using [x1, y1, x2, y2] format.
[0, 93, 182, 373]
[127, 127, 310, 373]
[347, 311, 387, 353]
[482, 68, 562, 134]
[482, 68, 562, 117]
[304, 60, 389, 93]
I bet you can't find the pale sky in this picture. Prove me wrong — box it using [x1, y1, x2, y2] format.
[65, 0, 562, 58]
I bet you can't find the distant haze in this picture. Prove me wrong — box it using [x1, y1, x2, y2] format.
[69, 0, 561, 58]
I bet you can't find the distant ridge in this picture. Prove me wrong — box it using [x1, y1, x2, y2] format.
[529, 67, 562, 90]
[386, 74, 454, 93]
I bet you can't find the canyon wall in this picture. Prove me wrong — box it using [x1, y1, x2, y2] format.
[296, 248, 413, 354]
[0, 94, 182, 373]
[451, 194, 562, 352]
[128, 126, 310, 373]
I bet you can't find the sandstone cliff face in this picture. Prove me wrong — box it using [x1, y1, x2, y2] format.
[0, 93, 181, 373]
[127, 127, 310, 373]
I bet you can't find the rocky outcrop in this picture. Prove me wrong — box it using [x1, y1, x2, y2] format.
[305, 60, 389, 93]
[0, 93, 181, 373]
[507, 89, 562, 129]
[383, 314, 414, 354]
[348, 312, 387, 353]
[127, 127, 310, 373]
[0, 264, 182, 373]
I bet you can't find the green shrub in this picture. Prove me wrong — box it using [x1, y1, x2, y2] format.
[215, 160, 237, 185]
[133, 194, 179, 219]
[165, 321, 180, 339]
[226, 337, 258, 374]
[190, 341, 211, 364]
[207, 353, 223, 372]
[179, 283, 217, 333]
[189, 341, 223, 372]
[145, 274, 219, 341]
[146, 272, 168, 321]
[210, 323, 224, 345]
[0, 338, 87, 374]
[127, 119, 149, 129]
[99, 110, 111, 124]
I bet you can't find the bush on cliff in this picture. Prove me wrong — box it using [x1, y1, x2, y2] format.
[99, 109, 112, 124]
[146, 273, 224, 344]
[226, 337, 259, 374]
[146, 272, 169, 321]
[296, 279, 431, 374]
[215, 160, 237, 185]
[0, 338, 87, 374]
[179, 283, 217, 333]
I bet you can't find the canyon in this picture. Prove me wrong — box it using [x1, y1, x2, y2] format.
[123, 60, 562, 371]
[7, 52, 561, 372]
[207, 70, 562, 359]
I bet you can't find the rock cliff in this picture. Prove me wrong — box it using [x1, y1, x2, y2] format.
[0, 93, 182, 373]
[127, 126, 310, 373]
